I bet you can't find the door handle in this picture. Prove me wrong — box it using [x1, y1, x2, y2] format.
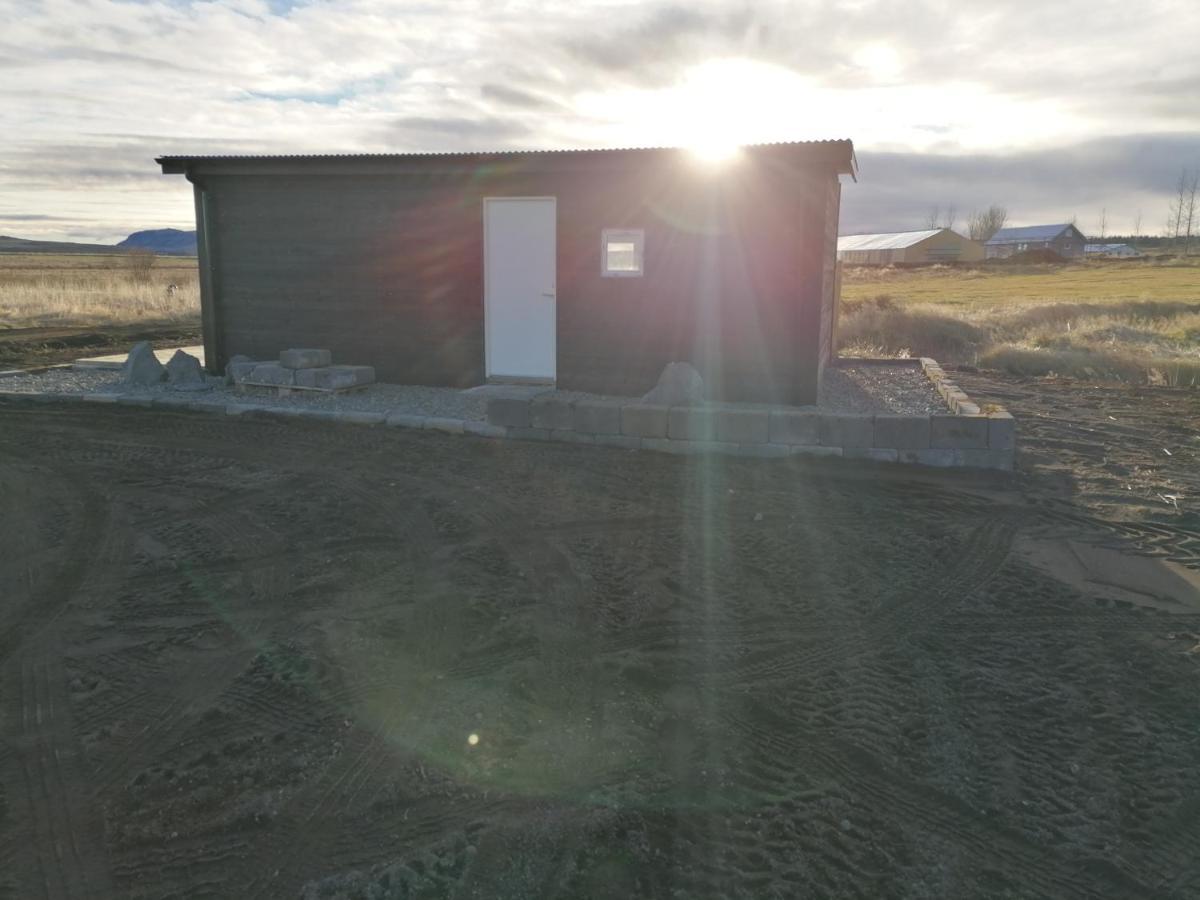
[541, 292, 556, 298]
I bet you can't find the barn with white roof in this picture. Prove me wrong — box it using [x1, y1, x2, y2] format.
[836, 228, 984, 265]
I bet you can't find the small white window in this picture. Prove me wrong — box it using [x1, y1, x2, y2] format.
[602, 228, 644, 277]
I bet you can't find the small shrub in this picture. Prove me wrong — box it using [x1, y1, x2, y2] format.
[838, 304, 985, 362]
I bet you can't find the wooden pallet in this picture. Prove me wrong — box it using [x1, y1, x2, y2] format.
[236, 381, 371, 396]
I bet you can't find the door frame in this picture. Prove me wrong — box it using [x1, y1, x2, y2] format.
[482, 196, 557, 383]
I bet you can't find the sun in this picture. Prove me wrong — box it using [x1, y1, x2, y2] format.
[688, 136, 742, 164]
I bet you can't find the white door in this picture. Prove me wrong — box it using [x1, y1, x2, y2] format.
[484, 197, 556, 382]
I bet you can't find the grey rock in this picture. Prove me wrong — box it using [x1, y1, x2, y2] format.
[225, 354, 254, 384]
[121, 341, 165, 385]
[227, 362, 259, 385]
[642, 362, 705, 406]
[165, 350, 208, 390]
[279, 348, 332, 369]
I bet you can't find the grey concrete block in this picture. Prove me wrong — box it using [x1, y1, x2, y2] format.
[956, 401, 981, 416]
[487, 397, 531, 428]
[989, 411, 1016, 451]
[335, 411, 385, 425]
[224, 403, 259, 416]
[873, 414, 931, 450]
[294, 365, 375, 390]
[385, 412, 427, 429]
[279, 348, 332, 369]
[819, 412, 874, 448]
[551, 429, 594, 444]
[592, 434, 641, 450]
[508, 427, 551, 442]
[735, 443, 792, 458]
[959, 449, 1015, 471]
[668, 406, 715, 441]
[621, 404, 669, 438]
[844, 447, 900, 463]
[247, 363, 294, 386]
[530, 395, 575, 430]
[791, 445, 843, 457]
[572, 398, 622, 434]
[769, 409, 820, 445]
[936, 380, 959, 400]
[424, 417, 464, 434]
[713, 407, 769, 444]
[907, 448, 958, 467]
[464, 420, 507, 438]
[931, 414, 989, 449]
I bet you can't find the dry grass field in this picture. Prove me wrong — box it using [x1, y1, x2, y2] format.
[0, 252, 200, 329]
[838, 257, 1200, 386]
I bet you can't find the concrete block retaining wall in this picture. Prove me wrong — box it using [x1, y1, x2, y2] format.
[481, 357, 1014, 470]
[0, 358, 1014, 472]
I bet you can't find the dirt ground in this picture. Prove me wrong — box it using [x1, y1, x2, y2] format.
[0, 323, 202, 370]
[0, 373, 1198, 899]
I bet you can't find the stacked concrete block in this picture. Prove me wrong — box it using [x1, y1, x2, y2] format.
[247, 363, 295, 386]
[768, 409, 820, 445]
[819, 413, 874, 448]
[486, 397, 532, 428]
[477, 359, 1016, 470]
[667, 406, 716, 441]
[573, 398, 622, 434]
[873, 414, 930, 450]
[530, 394, 574, 430]
[712, 407, 769, 444]
[621, 404, 669, 438]
[294, 365, 374, 390]
[235, 348, 376, 392]
[931, 413, 989, 449]
[279, 348, 332, 369]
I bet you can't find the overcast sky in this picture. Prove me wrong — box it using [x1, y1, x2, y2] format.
[2, 0, 1198, 243]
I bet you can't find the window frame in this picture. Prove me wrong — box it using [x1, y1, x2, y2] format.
[601, 228, 645, 277]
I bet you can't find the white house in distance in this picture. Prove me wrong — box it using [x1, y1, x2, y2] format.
[836, 228, 984, 264]
[1085, 243, 1142, 258]
[985, 223, 1087, 259]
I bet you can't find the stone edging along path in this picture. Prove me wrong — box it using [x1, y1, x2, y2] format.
[0, 358, 1014, 471]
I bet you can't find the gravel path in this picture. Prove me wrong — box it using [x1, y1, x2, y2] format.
[818, 365, 945, 415]
[1, 363, 946, 418]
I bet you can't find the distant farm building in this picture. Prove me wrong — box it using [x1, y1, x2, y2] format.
[1085, 242, 1141, 258]
[836, 228, 984, 264]
[985, 223, 1086, 259]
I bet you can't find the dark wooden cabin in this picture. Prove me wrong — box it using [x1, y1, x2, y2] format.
[159, 141, 855, 405]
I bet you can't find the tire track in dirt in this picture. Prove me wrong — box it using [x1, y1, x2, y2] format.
[725, 510, 1017, 689]
[3, 633, 116, 899]
[720, 701, 1154, 899]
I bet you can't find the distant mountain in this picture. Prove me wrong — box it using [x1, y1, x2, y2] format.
[0, 234, 125, 254]
[117, 228, 197, 256]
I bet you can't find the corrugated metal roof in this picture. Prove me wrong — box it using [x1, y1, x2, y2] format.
[157, 139, 854, 166]
[837, 229, 942, 252]
[986, 224, 1073, 245]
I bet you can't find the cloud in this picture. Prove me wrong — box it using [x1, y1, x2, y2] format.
[842, 133, 1200, 235]
[0, 0, 1197, 241]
